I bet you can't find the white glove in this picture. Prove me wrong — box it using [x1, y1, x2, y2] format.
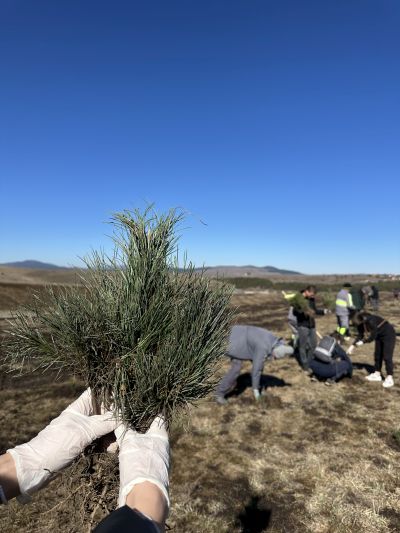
[355, 340, 364, 346]
[346, 345, 355, 355]
[253, 389, 261, 401]
[7, 389, 117, 503]
[116, 416, 170, 509]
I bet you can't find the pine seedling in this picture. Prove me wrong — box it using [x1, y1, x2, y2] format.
[4, 208, 233, 430]
[290, 292, 311, 314]
[321, 291, 336, 311]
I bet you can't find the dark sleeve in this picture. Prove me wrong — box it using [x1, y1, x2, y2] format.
[353, 324, 364, 343]
[292, 307, 304, 320]
[309, 298, 324, 316]
[93, 506, 158, 533]
[364, 317, 379, 343]
[333, 344, 351, 362]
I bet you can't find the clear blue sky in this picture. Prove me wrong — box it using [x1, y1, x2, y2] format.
[1, 1, 399, 274]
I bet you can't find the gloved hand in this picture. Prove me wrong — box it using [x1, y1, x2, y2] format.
[116, 416, 170, 509]
[7, 389, 117, 503]
[355, 340, 364, 346]
[346, 345, 355, 355]
[253, 389, 261, 401]
[323, 309, 331, 315]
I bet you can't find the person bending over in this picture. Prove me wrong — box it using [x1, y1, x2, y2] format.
[351, 311, 396, 388]
[0, 389, 170, 532]
[215, 325, 294, 405]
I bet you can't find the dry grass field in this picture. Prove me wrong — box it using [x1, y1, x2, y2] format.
[1, 282, 400, 532]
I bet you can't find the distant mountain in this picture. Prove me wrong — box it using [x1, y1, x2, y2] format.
[0, 261, 301, 277]
[199, 265, 302, 277]
[0, 260, 68, 270]
[261, 265, 302, 275]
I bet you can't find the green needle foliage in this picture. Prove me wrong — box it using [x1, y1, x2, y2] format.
[5, 208, 233, 431]
[290, 292, 312, 314]
[321, 291, 336, 311]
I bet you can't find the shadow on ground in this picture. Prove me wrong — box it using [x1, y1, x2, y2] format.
[235, 496, 272, 532]
[352, 361, 375, 373]
[227, 372, 291, 399]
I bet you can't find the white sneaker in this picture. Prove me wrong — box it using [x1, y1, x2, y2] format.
[383, 376, 394, 388]
[366, 372, 382, 382]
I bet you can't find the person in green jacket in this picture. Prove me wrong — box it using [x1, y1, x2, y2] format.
[292, 286, 328, 371]
[350, 286, 365, 311]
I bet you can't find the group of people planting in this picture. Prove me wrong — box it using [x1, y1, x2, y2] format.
[215, 283, 397, 405]
[0, 284, 397, 533]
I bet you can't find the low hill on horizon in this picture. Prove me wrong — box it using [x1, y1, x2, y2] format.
[200, 265, 302, 277]
[0, 260, 68, 270]
[0, 265, 82, 286]
[0, 259, 70, 270]
[1, 260, 302, 277]
[2, 261, 396, 286]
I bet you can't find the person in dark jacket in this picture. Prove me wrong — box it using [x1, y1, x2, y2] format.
[215, 325, 294, 404]
[370, 286, 380, 312]
[351, 311, 396, 388]
[291, 286, 327, 371]
[350, 287, 365, 312]
[309, 334, 353, 384]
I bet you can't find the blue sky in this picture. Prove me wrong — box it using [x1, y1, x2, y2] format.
[1, 1, 399, 274]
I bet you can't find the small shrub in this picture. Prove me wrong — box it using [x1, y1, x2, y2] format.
[320, 291, 336, 310]
[392, 430, 400, 444]
[4, 208, 233, 431]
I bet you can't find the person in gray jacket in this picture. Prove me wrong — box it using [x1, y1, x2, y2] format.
[215, 325, 294, 405]
[335, 283, 355, 339]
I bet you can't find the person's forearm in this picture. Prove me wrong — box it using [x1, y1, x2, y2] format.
[126, 481, 168, 532]
[251, 369, 262, 392]
[0, 452, 20, 501]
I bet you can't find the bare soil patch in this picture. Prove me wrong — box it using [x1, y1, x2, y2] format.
[1, 287, 400, 532]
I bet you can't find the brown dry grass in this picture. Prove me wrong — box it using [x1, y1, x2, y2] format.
[1, 289, 400, 532]
[0, 267, 81, 286]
